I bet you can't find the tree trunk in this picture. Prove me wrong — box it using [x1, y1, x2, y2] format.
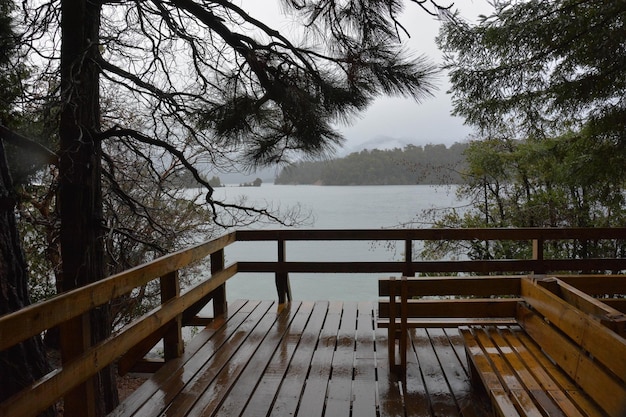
[0, 140, 55, 416]
[58, 0, 118, 414]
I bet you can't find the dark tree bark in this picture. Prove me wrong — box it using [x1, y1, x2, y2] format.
[58, 0, 118, 414]
[0, 140, 55, 416]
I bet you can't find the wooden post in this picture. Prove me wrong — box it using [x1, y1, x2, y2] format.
[210, 249, 227, 317]
[400, 276, 408, 372]
[404, 239, 415, 277]
[60, 314, 96, 417]
[276, 238, 292, 304]
[388, 276, 397, 369]
[532, 238, 545, 274]
[160, 270, 183, 360]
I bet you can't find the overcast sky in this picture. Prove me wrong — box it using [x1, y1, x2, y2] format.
[336, 0, 495, 151]
[244, 0, 495, 153]
[240, 0, 492, 155]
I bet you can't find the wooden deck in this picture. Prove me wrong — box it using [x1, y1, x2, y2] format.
[111, 300, 493, 417]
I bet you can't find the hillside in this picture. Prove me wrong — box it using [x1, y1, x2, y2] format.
[274, 143, 468, 185]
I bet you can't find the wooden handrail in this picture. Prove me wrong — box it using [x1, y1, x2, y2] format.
[0, 232, 236, 350]
[0, 265, 237, 417]
[237, 258, 626, 274]
[1, 227, 625, 417]
[235, 227, 626, 241]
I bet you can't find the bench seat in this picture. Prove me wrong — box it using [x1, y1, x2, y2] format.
[463, 278, 626, 417]
[462, 325, 605, 417]
[378, 275, 626, 417]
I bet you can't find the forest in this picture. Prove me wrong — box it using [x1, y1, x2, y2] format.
[274, 143, 468, 185]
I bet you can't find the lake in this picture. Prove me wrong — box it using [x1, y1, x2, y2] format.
[209, 184, 465, 301]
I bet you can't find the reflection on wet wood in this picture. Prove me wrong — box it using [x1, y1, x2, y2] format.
[111, 300, 489, 417]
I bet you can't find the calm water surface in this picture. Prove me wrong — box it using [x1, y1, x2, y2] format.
[209, 184, 464, 301]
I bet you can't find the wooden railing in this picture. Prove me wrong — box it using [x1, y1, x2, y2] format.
[1, 227, 626, 417]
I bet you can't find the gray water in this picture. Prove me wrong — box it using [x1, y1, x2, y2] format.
[210, 184, 464, 301]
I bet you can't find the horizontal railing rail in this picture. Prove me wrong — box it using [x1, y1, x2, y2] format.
[235, 227, 626, 240]
[0, 232, 236, 352]
[1, 227, 625, 417]
[236, 259, 626, 274]
[235, 228, 626, 300]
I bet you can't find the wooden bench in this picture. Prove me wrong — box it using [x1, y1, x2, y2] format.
[462, 276, 626, 417]
[378, 275, 626, 416]
[378, 275, 522, 370]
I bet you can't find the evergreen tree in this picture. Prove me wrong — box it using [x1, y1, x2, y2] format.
[438, 0, 626, 143]
[421, 134, 626, 263]
[424, 1, 626, 263]
[0, 0, 54, 413]
[10, 0, 449, 413]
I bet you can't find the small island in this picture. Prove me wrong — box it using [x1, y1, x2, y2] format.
[240, 178, 263, 187]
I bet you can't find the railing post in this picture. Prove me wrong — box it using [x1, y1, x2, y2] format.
[210, 249, 227, 317]
[160, 270, 183, 360]
[276, 238, 292, 304]
[404, 239, 415, 277]
[532, 238, 545, 274]
[60, 314, 96, 417]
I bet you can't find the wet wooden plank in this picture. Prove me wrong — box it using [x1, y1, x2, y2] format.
[184, 300, 285, 417]
[351, 301, 377, 417]
[296, 301, 342, 417]
[486, 328, 568, 417]
[153, 300, 275, 416]
[323, 301, 358, 416]
[413, 327, 461, 416]
[380, 298, 521, 320]
[498, 328, 588, 417]
[466, 324, 603, 417]
[403, 328, 435, 417]
[268, 301, 329, 417]
[444, 328, 469, 376]
[460, 327, 522, 417]
[379, 276, 521, 297]
[110, 299, 251, 417]
[474, 327, 544, 417]
[428, 328, 486, 417]
[428, 329, 470, 399]
[490, 389, 523, 417]
[518, 303, 626, 417]
[521, 278, 626, 378]
[239, 302, 315, 417]
[209, 302, 303, 417]
[443, 328, 491, 417]
[498, 327, 561, 392]
[185, 301, 298, 416]
[111, 301, 496, 417]
[374, 326, 405, 417]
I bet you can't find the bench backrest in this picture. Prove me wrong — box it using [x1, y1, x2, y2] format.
[378, 276, 522, 327]
[519, 277, 626, 417]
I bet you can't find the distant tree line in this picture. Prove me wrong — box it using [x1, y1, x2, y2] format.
[274, 143, 468, 185]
